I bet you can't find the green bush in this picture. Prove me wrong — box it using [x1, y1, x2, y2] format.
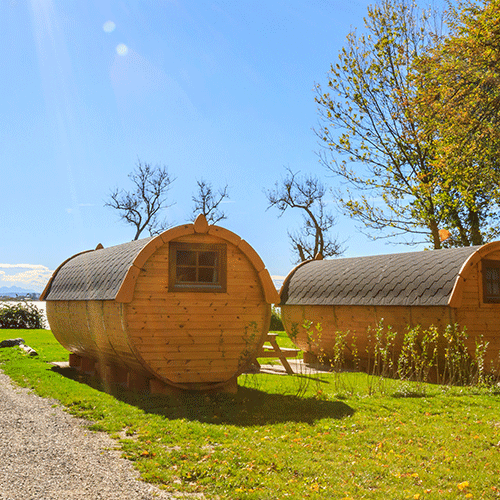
[270, 306, 284, 331]
[0, 302, 46, 329]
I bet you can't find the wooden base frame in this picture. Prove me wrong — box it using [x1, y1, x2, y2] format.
[68, 353, 239, 394]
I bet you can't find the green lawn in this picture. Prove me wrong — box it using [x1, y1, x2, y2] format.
[1, 329, 499, 499]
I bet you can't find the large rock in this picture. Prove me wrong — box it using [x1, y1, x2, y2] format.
[0, 338, 38, 356]
[0, 338, 25, 348]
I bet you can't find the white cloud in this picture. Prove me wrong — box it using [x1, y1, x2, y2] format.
[0, 264, 54, 292]
[271, 275, 287, 281]
[271, 275, 286, 291]
[0, 263, 49, 270]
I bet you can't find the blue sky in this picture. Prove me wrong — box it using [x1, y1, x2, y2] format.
[1, 0, 436, 292]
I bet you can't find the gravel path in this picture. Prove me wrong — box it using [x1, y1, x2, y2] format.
[0, 369, 179, 500]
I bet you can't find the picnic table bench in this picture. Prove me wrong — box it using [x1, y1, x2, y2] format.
[254, 333, 300, 374]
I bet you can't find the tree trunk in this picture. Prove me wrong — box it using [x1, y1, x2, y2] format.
[429, 219, 442, 250]
[468, 209, 483, 246]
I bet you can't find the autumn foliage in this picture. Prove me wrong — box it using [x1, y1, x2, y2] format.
[315, 0, 500, 249]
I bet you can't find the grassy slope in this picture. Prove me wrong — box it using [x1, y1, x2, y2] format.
[1, 329, 499, 499]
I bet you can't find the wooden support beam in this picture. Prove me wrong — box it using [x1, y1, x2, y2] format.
[256, 333, 299, 375]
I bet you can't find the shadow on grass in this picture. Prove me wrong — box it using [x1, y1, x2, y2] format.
[52, 366, 355, 426]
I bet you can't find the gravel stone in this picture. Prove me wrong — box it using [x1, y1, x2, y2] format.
[0, 369, 181, 500]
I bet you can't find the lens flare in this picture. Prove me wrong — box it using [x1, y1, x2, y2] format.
[103, 21, 116, 33]
[116, 43, 128, 56]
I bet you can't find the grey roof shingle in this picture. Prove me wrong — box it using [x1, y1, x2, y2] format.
[280, 246, 479, 307]
[43, 237, 154, 301]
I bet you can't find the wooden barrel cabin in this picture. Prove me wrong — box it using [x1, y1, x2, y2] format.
[41, 215, 279, 393]
[279, 243, 500, 372]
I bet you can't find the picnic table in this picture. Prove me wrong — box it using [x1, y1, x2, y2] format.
[254, 333, 300, 374]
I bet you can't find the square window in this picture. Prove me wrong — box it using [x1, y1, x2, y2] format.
[169, 242, 226, 292]
[483, 260, 500, 303]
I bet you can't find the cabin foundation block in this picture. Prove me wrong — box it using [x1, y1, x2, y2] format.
[69, 353, 81, 369]
[102, 364, 128, 386]
[80, 356, 97, 374]
[149, 378, 184, 395]
[126, 371, 150, 392]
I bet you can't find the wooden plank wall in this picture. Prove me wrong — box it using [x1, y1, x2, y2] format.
[46, 300, 146, 374]
[126, 233, 270, 386]
[281, 255, 500, 369]
[455, 254, 500, 367]
[282, 304, 452, 363]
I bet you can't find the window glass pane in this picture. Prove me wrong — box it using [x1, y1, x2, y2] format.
[486, 267, 499, 281]
[176, 267, 196, 282]
[170, 242, 226, 291]
[177, 250, 196, 266]
[198, 268, 217, 283]
[199, 251, 217, 267]
[486, 266, 500, 297]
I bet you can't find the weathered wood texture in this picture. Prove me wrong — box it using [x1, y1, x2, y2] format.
[45, 218, 276, 391]
[281, 249, 500, 371]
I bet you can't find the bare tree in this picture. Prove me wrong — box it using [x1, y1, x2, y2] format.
[105, 160, 176, 240]
[192, 179, 229, 224]
[265, 168, 344, 262]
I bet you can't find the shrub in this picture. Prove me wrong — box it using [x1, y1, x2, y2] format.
[270, 306, 284, 331]
[0, 302, 46, 329]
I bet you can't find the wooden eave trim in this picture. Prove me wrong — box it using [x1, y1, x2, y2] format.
[115, 265, 142, 303]
[208, 225, 264, 272]
[207, 225, 242, 246]
[258, 268, 280, 304]
[448, 241, 500, 308]
[39, 249, 94, 301]
[278, 259, 313, 305]
[235, 238, 277, 302]
[116, 219, 276, 304]
[208, 224, 275, 301]
[237, 239, 266, 273]
[115, 223, 196, 303]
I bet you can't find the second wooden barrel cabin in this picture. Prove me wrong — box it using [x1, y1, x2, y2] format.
[279, 243, 500, 371]
[41, 215, 279, 393]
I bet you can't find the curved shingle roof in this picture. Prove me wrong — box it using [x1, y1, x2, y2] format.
[41, 215, 281, 304]
[42, 237, 153, 301]
[280, 246, 480, 307]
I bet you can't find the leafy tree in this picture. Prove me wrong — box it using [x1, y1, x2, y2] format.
[315, 0, 447, 248]
[265, 168, 343, 262]
[105, 160, 176, 240]
[191, 179, 229, 224]
[413, 0, 500, 246]
[316, 0, 500, 249]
